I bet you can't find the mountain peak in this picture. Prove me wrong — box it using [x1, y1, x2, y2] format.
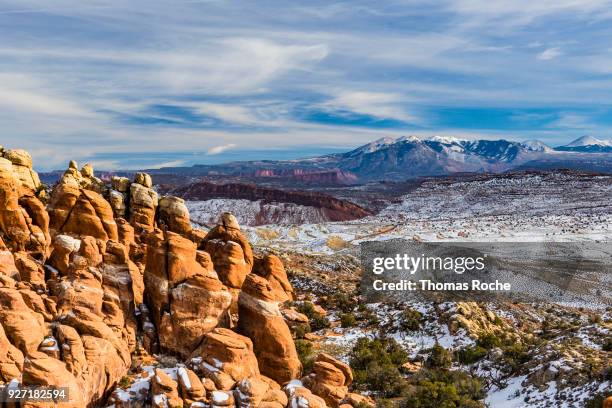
[564, 135, 611, 147]
[353, 137, 396, 154]
[396, 135, 421, 143]
[427, 135, 466, 144]
[521, 139, 553, 152]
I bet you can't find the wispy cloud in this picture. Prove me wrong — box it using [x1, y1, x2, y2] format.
[320, 91, 417, 123]
[207, 144, 237, 155]
[1, 0, 612, 169]
[537, 47, 562, 60]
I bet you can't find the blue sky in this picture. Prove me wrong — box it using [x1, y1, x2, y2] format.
[1, 0, 612, 170]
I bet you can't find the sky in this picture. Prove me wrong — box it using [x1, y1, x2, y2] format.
[1, 0, 612, 170]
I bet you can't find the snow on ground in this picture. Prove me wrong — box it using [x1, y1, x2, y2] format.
[486, 377, 611, 408]
[232, 173, 612, 254]
[187, 199, 330, 227]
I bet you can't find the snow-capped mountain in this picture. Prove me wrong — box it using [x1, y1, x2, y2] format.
[348, 136, 396, 155]
[521, 140, 554, 152]
[145, 135, 612, 183]
[563, 135, 611, 147]
[330, 137, 538, 180]
[556, 136, 612, 153]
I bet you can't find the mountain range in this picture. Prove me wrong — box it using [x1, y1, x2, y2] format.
[145, 135, 612, 183]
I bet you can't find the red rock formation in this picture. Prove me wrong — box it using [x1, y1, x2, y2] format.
[201, 213, 254, 296]
[0, 147, 379, 408]
[158, 195, 192, 236]
[190, 327, 260, 391]
[238, 274, 302, 384]
[253, 254, 294, 302]
[144, 231, 232, 357]
[171, 181, 371, 222]
[302, 353, 353, 407]
[130, 172, 158, 233]
[0, 157, 49, 254]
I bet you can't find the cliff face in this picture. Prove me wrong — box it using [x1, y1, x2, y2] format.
[252, 168, 358, 185]
[170, 182, 372, 222]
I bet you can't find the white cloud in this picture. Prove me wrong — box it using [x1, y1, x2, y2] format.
[445, 0, 612, 26]
[207, 144, 236, 155]
[193, 103, 259, 125]
[322, 91, 416, 122]
[154, 38, 329, 94]
[538, 47, 562, 60]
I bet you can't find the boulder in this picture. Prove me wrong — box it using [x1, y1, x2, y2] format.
[177, 365, 207, 405]
[201, 213, 254, 290]
[21, 351, 86, 407]
[158, 195, 192, 236]
[0, 287, 45, 353]
[111, 176, 130, 193]
[253, 254, 294, 302]
[303, 354, 353, 407]
[191, 328, 260, 391]
[2, 149, 41, 193]
[0, 157, 49, 254]
[48, 182, 118, 241]
[284, 380, 327, 408]
[151, 368, 183, 408]
[130, 173, 157, 232]
[238, 274, 301, 384]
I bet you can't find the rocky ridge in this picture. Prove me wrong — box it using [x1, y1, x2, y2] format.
[0, 146, 373, 408]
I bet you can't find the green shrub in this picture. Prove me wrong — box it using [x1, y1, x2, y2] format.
[118, 376, 132, 388]
[357, 308, 380, 327]
[602, 338, 612, 352]
[425, 343, 452, 369]
[401, 369, 485, 408]
[373, 399, 394, 408]
[455, 345, 487, 365]
[340, 312, 357, 328]
[297, 301, 330, 331]
[293, 323, 311, 339]
[350, 336, 409, 397]
[295, 339, 316, 373]
[324, 292, 357, 313]
[399, 308, 423, 331]
[501, 342, 531, 372]
[475, 333, 501, 350]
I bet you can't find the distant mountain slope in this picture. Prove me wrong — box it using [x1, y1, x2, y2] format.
[138, 135, 612, 183]
[555, 136, 612, 153]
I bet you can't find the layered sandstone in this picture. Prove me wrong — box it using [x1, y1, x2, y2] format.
[238, 274, 302, 384]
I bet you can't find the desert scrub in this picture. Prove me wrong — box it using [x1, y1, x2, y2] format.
[296, 301, 330, 331]
[455, 345, 487, 365]
[401, 369, 485, 408]
[356, 305, 380, 327]
[425, 343, 452, 369]
[602, 337, 612, 352]
[475, 333, 502, 349]
[118, 376, 132, 388]
[293, 322, 311, 339]
[398, 307, 423, 331]
[340, 312, 357, 328]
[295, 339, 316, 373]
[349, 336, 410, 397]
[321, 292, 357, 313]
